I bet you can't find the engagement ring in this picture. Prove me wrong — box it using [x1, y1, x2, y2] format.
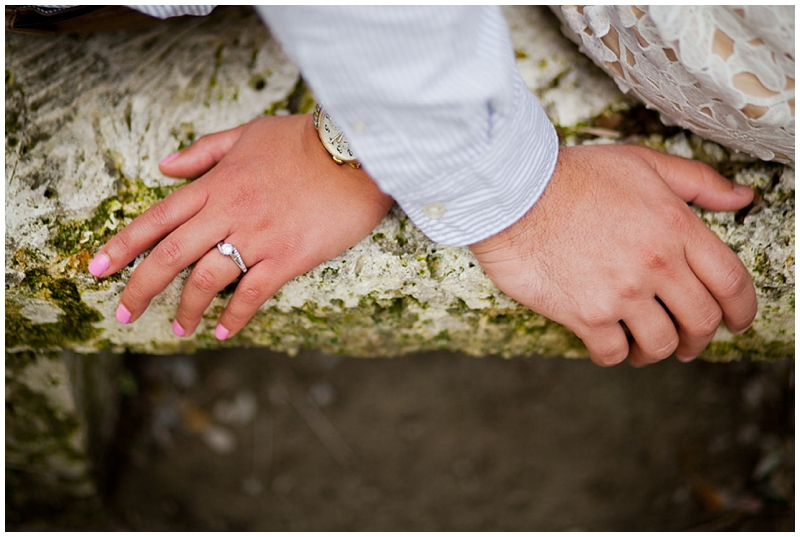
[217, 241, 248, 273]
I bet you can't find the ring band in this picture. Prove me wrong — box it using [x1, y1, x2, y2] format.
[216, 241, 248, 273]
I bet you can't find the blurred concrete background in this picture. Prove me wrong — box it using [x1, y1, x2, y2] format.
[11, 349, 792, 531]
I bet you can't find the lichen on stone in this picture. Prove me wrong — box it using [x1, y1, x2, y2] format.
[6, 351, 98, 518]
[5, 6, 794, 361]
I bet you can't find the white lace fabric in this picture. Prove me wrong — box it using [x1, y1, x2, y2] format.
[553, 6, 795, 164]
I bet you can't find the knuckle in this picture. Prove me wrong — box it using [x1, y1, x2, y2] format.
[269, 231, 305, 259]
[188, 266, 219, 294]
[577, 303, 616, 329]
[647, 335, 680, 361]
[587, 338, 628, 367]
[147, 201, 172, 230]
[665, 204, 694, 236]
[592, 347, 628, 367]
[223, 310, 249, 327]
[716, 263, 750, 300]
[153, 238, 184, 269]
[742, 303, 758, 326]
[238, 284, 265, 306]
[687, 308, 723, 337]
[114, 230, 137, 260]
[223, 304, 254, 328]
[640, 248, 670, 273]
[123, 280, 149, 304]
[617, 281, 645, 302]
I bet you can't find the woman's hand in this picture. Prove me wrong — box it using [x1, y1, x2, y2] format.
[88, 114, 394, 339]
[470, 145, 757, 367]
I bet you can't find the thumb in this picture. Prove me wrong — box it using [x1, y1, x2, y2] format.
[636, 147, 754, 211]
[158, 124, 247, 179]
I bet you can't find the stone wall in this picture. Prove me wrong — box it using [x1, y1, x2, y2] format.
[5, 6, 794, 362]
[4, 6, 794, 521]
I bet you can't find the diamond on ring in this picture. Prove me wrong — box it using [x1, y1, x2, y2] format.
[216, 241, 247, 273]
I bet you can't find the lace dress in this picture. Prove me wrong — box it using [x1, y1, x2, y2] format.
[552, 6, 795, 164]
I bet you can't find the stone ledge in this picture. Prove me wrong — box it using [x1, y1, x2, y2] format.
[5, 6, 794, 362]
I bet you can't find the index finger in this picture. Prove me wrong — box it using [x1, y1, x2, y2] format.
[88, 183, 208, 278]
[685, 224, 757, 334]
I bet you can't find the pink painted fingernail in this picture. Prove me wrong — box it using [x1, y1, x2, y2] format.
[214, 324, 229, 341]
[733, 183, 751, 195]
[88, 252, 110, 277]
[172, 320, 185, 337]
[159, 152, 181, 166]
[116, 304, 132, 324]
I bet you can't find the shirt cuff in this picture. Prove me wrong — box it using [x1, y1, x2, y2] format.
[385, 74, 558, 247]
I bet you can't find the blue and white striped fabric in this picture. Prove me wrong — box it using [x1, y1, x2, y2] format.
[127, 5, 215, 19]
[259, 6, 557, 246]
[39, 5, 216, 18]
[129, 6, 558, 246]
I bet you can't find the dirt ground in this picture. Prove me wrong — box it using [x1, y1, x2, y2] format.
[83, 349, 793, 531]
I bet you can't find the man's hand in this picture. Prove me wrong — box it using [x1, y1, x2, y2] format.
[88, 114, 393, 339]
[470, 145, 757, 367]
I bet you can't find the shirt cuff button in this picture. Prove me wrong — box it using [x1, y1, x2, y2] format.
[422, 202, 446, 219]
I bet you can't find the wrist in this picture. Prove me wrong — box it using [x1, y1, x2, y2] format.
[301, 113, 385, 196]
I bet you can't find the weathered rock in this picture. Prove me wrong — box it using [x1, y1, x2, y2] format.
[5, 350, 122, 525]
[5, 6, 794, 362]
[3, 6, 794, 525]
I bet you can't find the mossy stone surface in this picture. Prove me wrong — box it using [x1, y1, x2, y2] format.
[5, 6, 794, 362]
[5, 351, 102, 525]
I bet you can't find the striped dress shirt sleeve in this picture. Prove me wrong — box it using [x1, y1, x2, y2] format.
[131, 6, 558, 247]
[125, 5, 216, 18]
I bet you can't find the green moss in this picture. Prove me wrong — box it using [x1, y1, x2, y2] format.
[264, 102, 284, 116]
[752, 250, 770, 276]
[6, 108, 21, 135]
[207, 289, 588, 359]
[5, 351, 99, 525]
[6, 270, 103, 349]
[446, 298, 471, 315]
[172, 122, 195, 151]
[78, 275, 790, 361]
[705, 336, 794, 363]
[207, 43, 224, 92]
[7, 265, 104, 350]
[564, 104, 681, 144]
[433, 330, 451, 342]
[4, 351, 44, 375]
[320, 267, 339, 280]
[425, 254, 441, 279]
[6, 375, 81, 446]
[286, 76, 316, 115]
[124, 101, 132, 132]
[264, 76, 315, 116]
[50, 178, 182, 257]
